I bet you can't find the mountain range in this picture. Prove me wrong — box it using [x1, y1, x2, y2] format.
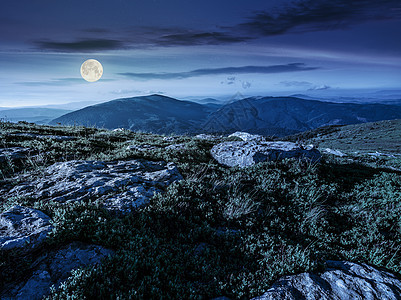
[0, 108, 71, 124]
[50, 94, 401, 136]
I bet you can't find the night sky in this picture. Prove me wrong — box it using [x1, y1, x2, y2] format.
[1, 0, 401, 107]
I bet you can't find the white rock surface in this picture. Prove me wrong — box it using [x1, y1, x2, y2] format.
[211, 141, 321, 168]
[252, 261, 401, 300]
[0, 206, 53, 251]
[5, 159, 183, 214]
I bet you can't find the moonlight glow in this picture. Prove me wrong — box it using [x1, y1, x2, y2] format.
[80, 59, 103, 82]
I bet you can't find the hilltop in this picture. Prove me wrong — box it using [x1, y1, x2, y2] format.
[0, 120, 400, 299]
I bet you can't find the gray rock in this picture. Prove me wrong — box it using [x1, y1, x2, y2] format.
[211, 141, 321, 168]
[367, 151, 396, 158]
[126, 144, 158, 151]
[228, 132, 266, 142]
[5, 159, 183, 214]
[252, 261, 401, 300]
[0, 147, 34, 163]
[323, 148, 347, 157]
[165, 143, 187, 151]
[1, 242, 113, 300]
[0, 206, 53, 251]
[195, 134, 219, 140]
[163, 136, 178, 142]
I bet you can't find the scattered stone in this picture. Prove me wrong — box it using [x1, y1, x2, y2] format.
[252, 261, 401, 300]
[0, 147, 34, 163]
[211, 141, 321, 168]
[5, 159, 183, 214]
[228, 132, 266, 142]
[126, 144, 158, 151]
[163, 136, 178, 142]
[195, 134, 219, 140]
[1, 242, 113, 300]
[112, 128, 125, 132]
[323, 148, 347, 157]
[165, 143, 187, 151]
[0, 206, 53, 252]
[367, 151, 396, 158]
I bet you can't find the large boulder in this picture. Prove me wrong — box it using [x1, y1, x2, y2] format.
[211, 141, 321, 168]
[1, 242, 113, 300]
[252, 261, 401, 300]
[5, 159, 183, 214]
[0, 206, 53, 252]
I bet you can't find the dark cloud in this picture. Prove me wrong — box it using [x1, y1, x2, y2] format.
[238, 0, 401, 36]
[35, 39, 125, 52]
[32, 1, 401, 52]
[119, 63, 318, 80]
[156, 31, 250, 46]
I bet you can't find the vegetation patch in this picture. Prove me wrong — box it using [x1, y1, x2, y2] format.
[0, 120, 400, 299]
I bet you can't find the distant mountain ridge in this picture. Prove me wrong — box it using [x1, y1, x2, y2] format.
[50, 94, 401, 136]
[203, 96, 401, 136]
[50, 95, 210, 135]
[0, 108, 71, 124]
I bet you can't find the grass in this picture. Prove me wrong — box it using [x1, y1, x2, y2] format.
[0, 120, 400, 299]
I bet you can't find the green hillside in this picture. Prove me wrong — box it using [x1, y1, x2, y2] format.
[0, 121, 400, 299]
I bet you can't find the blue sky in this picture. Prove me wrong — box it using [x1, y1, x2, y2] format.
[1, 0, 401, 107]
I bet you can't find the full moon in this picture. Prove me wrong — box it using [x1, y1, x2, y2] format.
[80, 59, 103, 82]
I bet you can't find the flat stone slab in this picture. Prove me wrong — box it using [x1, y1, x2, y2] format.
[5, 159, 183, 214]
[1, 242, 113, 300]
[0, 205, 53, 251]
[252, 261, 401, 300]
[211, 141, 321, 168]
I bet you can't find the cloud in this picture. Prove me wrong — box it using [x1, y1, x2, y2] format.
[308, 84, 331, 91]
[30, 0, 401, 52]
[238, 0, 401, 37]
[35, 39, 125, 52]
[242, 81, 251, 89]
[280, 81, 313, 87]
[119, 63, 319, 80]
[156, 31, 250, 46]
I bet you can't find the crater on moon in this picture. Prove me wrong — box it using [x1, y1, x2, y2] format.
[80, 59, 103, 82]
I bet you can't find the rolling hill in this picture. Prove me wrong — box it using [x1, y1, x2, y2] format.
[50, 94, 401, 136]
[50, 94, 211, 135]
[203, 96, 401, 136]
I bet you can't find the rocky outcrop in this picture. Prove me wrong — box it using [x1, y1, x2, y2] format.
[211, 141, 321, 168]
[228, 132, 266, 142]
[252, 261, 401, 300]
[0, 206, 53, 252]
[1, 242, 113, 300]
[5, 159, 183, 214]
[0, 147, 34, 163]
